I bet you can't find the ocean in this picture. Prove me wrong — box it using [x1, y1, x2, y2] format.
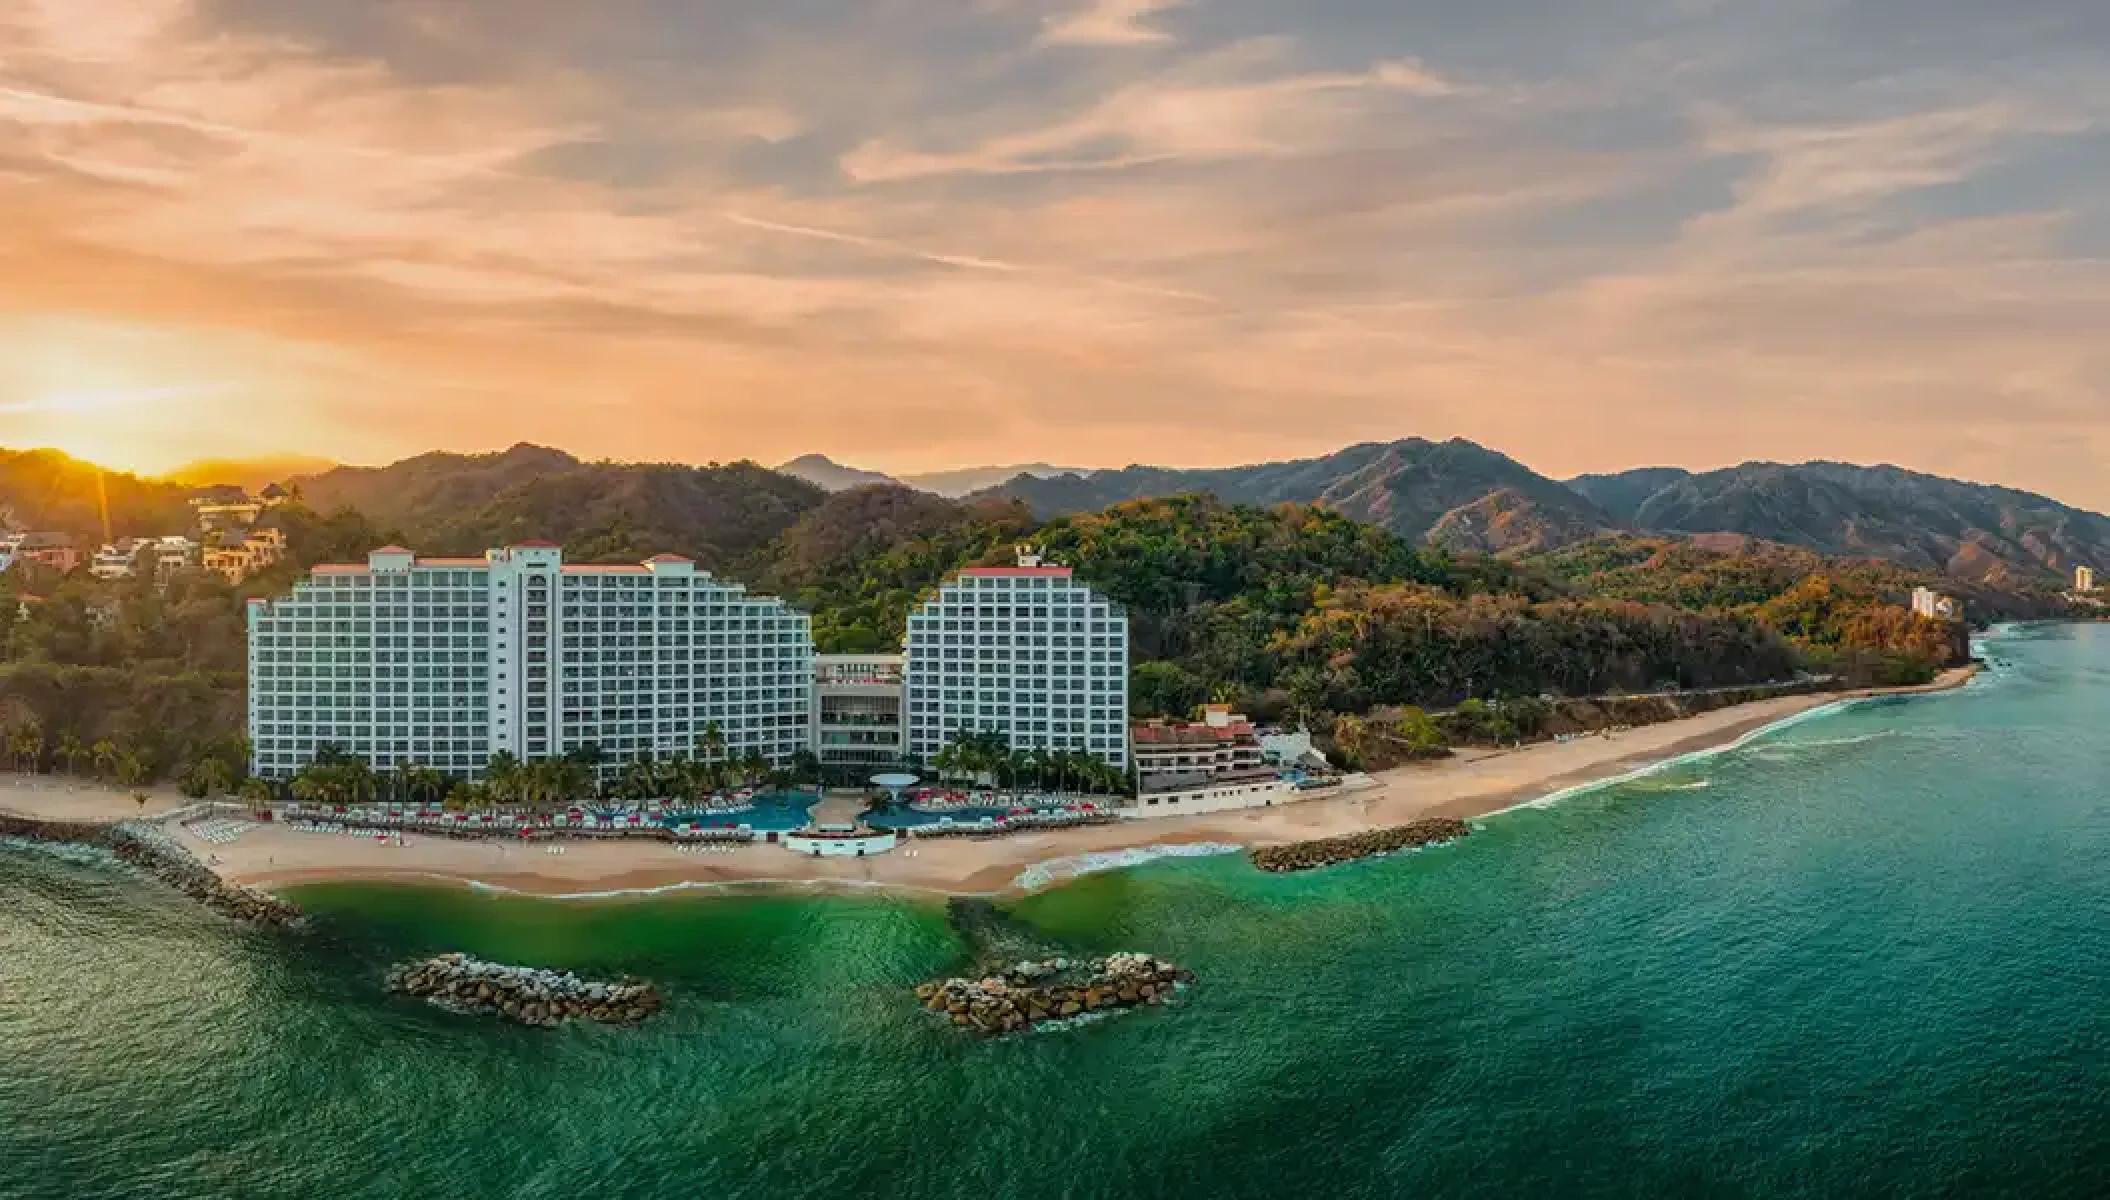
[4, 624, 2107, 1199]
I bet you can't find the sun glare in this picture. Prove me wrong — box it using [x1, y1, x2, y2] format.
[0, 382, 232, 474]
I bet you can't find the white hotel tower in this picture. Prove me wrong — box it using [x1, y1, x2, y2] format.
[903, 550, 1130, 770]
[246, 543, 813, 779]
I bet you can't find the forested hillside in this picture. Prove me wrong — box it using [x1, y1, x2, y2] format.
[293, 444, 825, 566]
[0, 450, 194, 541]
[1564, 463, 2110, 586]
[0, 442, 2002, 794]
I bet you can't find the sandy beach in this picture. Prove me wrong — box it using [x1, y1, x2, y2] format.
[9, 668, 1976, 899]
[0, 778, 187, 823]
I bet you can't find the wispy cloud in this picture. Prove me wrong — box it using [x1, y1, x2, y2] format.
[1039, 0, 1189, 48]
[0, 0, 2106, 502]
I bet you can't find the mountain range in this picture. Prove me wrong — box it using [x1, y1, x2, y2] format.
[0, 436, 2100, 597]
[930, 440, 2105, 589]
[775, 454, 1084, 498]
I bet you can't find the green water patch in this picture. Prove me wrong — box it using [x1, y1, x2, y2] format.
[288, 881, 965, 1004]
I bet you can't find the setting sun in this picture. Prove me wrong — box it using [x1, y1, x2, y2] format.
[0, 317, 257, 474]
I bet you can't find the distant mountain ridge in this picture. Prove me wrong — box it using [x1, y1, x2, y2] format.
[1565, 462, 2110, 586]
[774, 454, 899, 492]
[165, 455, 338, 492]
[7, 436, 2100, 594]
[774, 454, 1085, 498]
[975, 439, 1616, 556]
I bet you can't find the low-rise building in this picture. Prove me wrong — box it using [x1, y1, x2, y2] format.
[1133, 705, 1266, 791]
[205, 527, 286, 584]
[151, 536, 199, 581]
[0, 532, 79, 574]
[90, 539, 147, 581]
[1910, 586, 1958, 620]
[95, 536, 203, 582]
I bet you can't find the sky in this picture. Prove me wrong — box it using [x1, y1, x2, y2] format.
[1, 1, 2107, 504]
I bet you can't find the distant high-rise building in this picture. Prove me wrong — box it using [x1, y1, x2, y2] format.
[903, 550, 1129, 770]
[246, 543, 814, 779]
[2077, 566, 2096, 593]
[1910, 586, 1958, 621]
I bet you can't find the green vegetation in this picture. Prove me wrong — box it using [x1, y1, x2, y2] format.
[1528, 536, 1974, 686]
[926, 730, 1129, 795]
[0, 455, 1990, 795]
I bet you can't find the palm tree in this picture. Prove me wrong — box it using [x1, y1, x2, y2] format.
[484, 751, 523, 806]
[191, 756, 234, 799]
[114, 751, 148, 788]
[7, 724, 43, 774]
[696, 721, 727, 767]
[91, 739, 117, 780]
[56, 732, 87, 777]
[238, 777, 273, 810]
[931, 742, 962, 785]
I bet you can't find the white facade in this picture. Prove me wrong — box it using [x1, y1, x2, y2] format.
[247, 543, 814, 779]
[903, 558, 1130, 770]
[782, 828, 899, 856]
[1122, 776, 1295, 819]
[813, 654, 907, 772]
[1910, 587, 1958, 620]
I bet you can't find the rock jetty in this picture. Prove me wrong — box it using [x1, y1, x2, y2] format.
[386, 953, 664, 1028]
[915, 952, 1194, 1036]
[1250, 817, 1472, 873]
[0, 813, 299, 926]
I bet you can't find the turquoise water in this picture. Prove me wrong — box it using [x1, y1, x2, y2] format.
[5, 625, 2108, 1198]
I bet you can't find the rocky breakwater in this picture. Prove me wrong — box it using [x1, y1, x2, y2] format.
[0, 813, 299, 926]
[915, 952, 1195, 1036]
[1251, 817, 1472, 873]
[387, 953, 665, 1028]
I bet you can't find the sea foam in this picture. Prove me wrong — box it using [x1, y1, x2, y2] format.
[1012, 842, 1243, 892]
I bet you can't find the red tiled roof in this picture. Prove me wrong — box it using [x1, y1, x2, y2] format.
[644, 553, 693, 564]
[371, 545, 412, 554]
[1133, 721, 1257, 745]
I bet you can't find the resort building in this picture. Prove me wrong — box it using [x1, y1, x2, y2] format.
[92, 536, 202, 583]
[205, 527, 287, 584]
[903, 549, 1130, 771]
[1132, 705, 1266, 792]
[0, 532, 79, 574]
[812, 654, 907, 774]
[189, 484, 286, 534]
[246, 543, 814, 780]
[90, 540, 144, 581]
[1910, 587, 1958, 621]
[2077, 566, 2096, 594]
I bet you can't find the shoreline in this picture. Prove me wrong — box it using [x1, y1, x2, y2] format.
[3, 666, 1981, 902]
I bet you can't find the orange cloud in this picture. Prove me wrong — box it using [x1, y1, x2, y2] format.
[0, 0, 2105, 512]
